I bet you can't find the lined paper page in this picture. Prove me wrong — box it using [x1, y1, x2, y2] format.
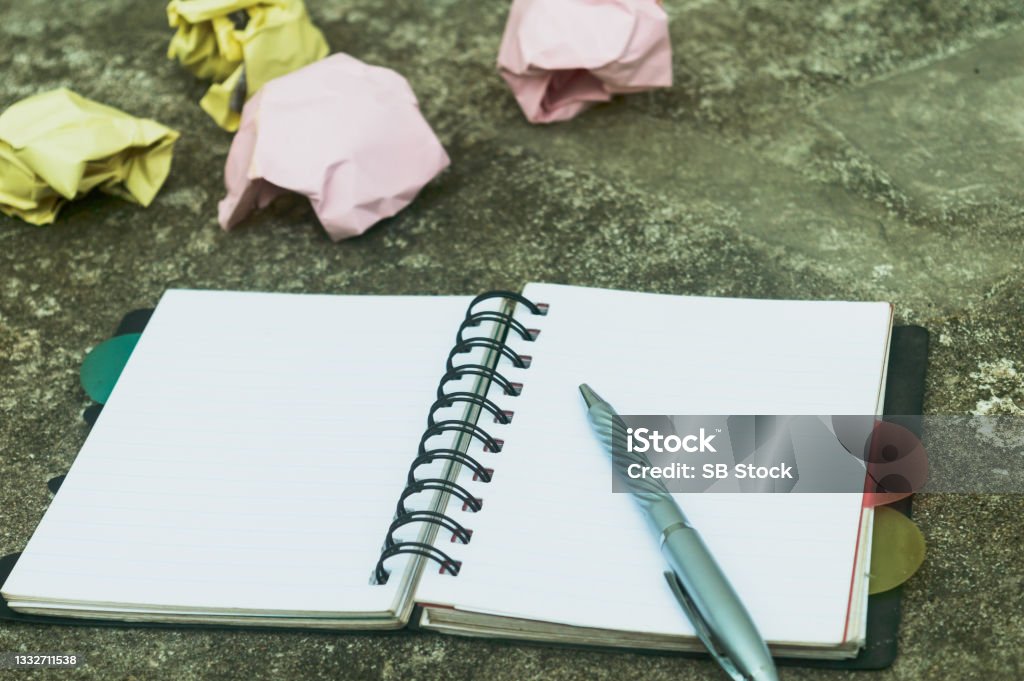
[418, 283, 892, 646]
[3, 290, 471, 618]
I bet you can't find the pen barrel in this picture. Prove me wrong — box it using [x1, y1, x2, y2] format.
[584, 395, 776, 681]
[645, 494, 691, 531]
[661, 525, 777, 681]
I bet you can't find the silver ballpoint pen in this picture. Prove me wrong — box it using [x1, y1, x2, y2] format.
[579, 384, 779, 681]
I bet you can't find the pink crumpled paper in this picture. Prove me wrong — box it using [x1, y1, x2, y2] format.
[218, 53, 450, 241]
[498, 0, 672, 123]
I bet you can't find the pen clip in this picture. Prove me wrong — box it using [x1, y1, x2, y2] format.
[664, 571, 747, 681]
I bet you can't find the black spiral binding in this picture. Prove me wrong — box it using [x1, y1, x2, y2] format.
[374, 291, 548, 584]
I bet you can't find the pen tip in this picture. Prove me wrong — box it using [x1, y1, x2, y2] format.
[578, 383, 602, 408]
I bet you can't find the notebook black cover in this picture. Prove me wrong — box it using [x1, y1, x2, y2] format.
[0, 314, 929, 671]
[801, 323, 927, 669]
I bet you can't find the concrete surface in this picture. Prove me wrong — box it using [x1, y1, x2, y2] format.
[1, 0, 1023, 679]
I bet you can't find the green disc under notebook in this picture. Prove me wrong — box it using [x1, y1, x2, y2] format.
[868, 505, 926, 595]
[80, 333, 141, 404]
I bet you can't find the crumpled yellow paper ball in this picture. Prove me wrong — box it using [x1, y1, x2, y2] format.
[0, 89, 180, 226]
[167, 0, 329, 131]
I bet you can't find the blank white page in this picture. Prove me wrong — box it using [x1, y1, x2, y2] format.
[2, 290, 471, 619]
[418, 283, 892, 646]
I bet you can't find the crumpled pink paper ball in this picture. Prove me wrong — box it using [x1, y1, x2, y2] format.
[497, 0, 672, 124]
[218, 53, 450, 241]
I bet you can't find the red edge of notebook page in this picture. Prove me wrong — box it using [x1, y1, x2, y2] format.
[843, 304, 894, 644]
[841, 499, 869, 645]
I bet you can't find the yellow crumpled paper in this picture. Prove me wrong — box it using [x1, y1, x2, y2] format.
[167, 0, 329, 131]
[0, 89, 180, 226]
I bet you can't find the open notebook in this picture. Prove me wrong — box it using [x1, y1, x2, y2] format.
[1, 283, 896, 660]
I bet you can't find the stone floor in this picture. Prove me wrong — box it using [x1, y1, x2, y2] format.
[1, 0, 1023, 679]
